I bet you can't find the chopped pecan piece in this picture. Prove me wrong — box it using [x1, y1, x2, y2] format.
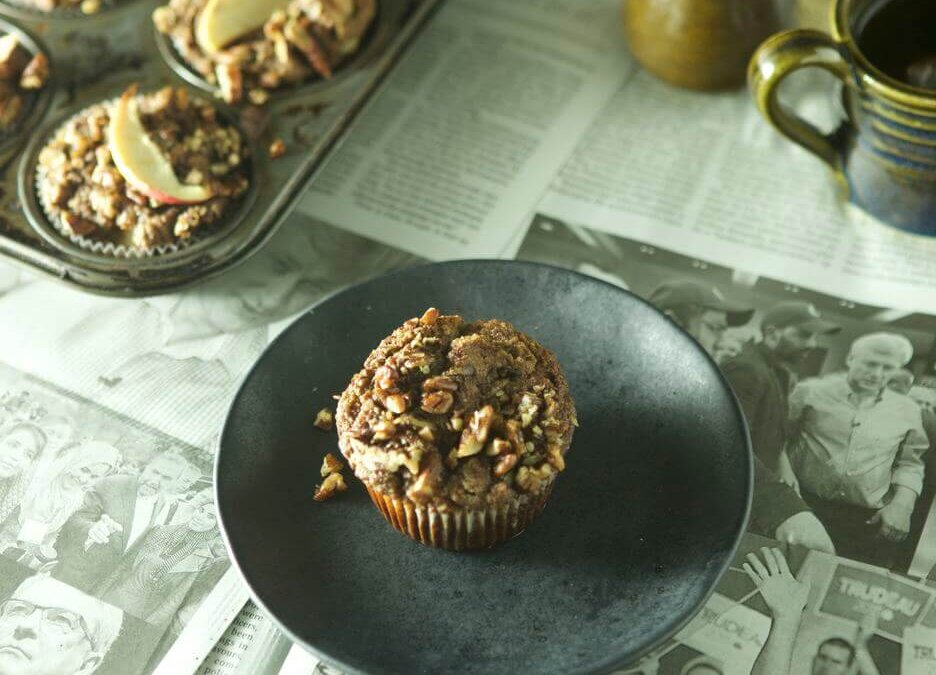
[469, 405, 496, 444]
[314, 472, 347, 501]
[546, 444, 566, 472]
[504, 419, 525, 454]
[248, 88, 270, 106]
[485, 438, 512, 457]
[423, 376, 457, 392]
[268, 138, 287, 159]
[456, 428, 484, 458]
[515, 464, 555, 493]
[19, 53, 49, 91]
[371, 419, 396, 441]
[421, 390, 454, 415]
[384, 394, 408, 414]
[61, 212, 97, 236]
[395, 414, 433, 429]
[216, 63, 244, 104]
[313, 408, 334, 430]
[374, 365, 398, 391]
[284, 18, 333, 78]
[418, 426, 435, 442]
[420, 307, 439, 325]
[493, 453, 518, 478]
[320, 452, 343, 477]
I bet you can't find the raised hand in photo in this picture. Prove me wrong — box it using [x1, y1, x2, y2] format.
[745, 547, 810, 675]
[83, 514, 122, 551]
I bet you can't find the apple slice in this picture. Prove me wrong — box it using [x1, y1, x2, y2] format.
[195, 0, 291, 55]
[108, 88, 211, 206]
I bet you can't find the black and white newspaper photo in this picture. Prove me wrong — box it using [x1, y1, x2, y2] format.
[0, 0, 934, 671]
[518, 215, 936, 675]
[0, 362, 230, 675]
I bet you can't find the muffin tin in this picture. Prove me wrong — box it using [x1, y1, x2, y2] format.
[0, 0, 439, 295]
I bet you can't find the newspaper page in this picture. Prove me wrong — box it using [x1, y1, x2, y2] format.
[288, 2, 936, 673]
[0, 208, 419, 675]
[193, 601, 291, 675]
[536, 68, 936, 315]
[298, 0, 634, 259]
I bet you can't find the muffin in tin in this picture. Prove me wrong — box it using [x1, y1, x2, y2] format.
[154, 0, 377, 105]
[4, 0, 108, 14]
[36, 84, 249, 252]
[336, 308, 577, 551]
[0, 33, 48, 131]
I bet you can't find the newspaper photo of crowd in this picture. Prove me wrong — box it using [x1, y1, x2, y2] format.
[518, 214, 936, 675]
[0, 362, 228, 675]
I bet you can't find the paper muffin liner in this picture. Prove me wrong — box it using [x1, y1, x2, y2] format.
[34, 154, 195, 260]
[32, 96, 242, 259]
[365, 482, 556, 551]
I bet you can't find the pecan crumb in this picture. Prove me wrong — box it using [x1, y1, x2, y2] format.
[268, 138, 286, 159]
[313, 408, 334, 430]
[320, 452, 343, 477]
[313, 472, 346, 501]
[385, 394, 408, 414]
[421, 390, 453, 414]
[420, 307, 440, 325]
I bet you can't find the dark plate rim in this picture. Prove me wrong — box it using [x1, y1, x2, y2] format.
[214, 258, 754, 675]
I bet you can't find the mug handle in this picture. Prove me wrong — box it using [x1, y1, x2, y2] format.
[748, 29, 853, 178]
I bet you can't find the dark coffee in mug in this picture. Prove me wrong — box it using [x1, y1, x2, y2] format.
[855, 0, 936, 89]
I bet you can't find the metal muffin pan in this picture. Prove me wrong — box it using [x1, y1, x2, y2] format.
[0, 0, 439, 295]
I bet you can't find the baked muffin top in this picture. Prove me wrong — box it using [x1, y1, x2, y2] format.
[0, 34, 49, 131]
[336, 309, 577, 510]
[154, 0, 377, 105]
[37, 86, 249, 249]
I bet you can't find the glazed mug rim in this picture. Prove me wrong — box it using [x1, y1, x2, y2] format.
[834, 0, 936, 108]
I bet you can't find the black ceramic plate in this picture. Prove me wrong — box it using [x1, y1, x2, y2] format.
[216, 260, 752, 675]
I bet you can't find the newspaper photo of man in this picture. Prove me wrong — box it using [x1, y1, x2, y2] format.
[0, 574, 122, 675]
[52, 452, 199, 593]
[811, 637, 856, 675]
[97, 488, 226, 626]
[647, 279, 754, 357]
[646, 280, 836, 557]
[0, 367, 234, 674]
[0, 442, 122, 571]
[721, 301, 840, 473]
[785, 333, 930, 568]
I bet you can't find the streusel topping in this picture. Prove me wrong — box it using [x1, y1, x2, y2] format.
[37, 86, 249, 249]
[336, 309, 577, 510]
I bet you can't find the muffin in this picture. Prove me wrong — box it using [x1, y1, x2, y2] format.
[154, 0, 377, 105]
[0, 34, 49, 131]
[6, 0, 105, 13]
[336, 308, 577, 551]
[36, 84, 249, 252]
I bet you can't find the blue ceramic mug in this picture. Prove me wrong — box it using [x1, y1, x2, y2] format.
[748, 0, 936, 235]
